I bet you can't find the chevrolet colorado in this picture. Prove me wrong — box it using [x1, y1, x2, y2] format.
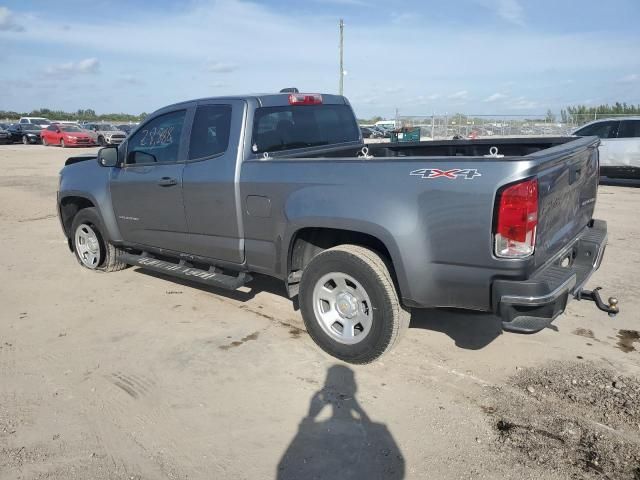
[57, 91, 617, 363]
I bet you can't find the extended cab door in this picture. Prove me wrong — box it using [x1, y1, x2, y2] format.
[110, 107, 193, 252]
[181, 100, 245, 264]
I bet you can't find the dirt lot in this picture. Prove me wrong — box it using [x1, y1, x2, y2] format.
[1, 144, 639, 480]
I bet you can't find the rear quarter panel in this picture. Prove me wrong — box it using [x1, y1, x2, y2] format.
[241, 157, 537, 310]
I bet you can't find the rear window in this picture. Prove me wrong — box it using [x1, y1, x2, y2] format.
[251, 104, 360, 154]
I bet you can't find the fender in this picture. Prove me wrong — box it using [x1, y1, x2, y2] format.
[58, 160, 123, 242]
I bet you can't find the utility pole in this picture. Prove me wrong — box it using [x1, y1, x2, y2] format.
[339, 18, 344, 96]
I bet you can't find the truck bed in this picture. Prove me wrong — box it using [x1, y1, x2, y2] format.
[280, 137, 576, 159]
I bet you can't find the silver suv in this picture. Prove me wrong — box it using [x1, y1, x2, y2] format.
[84, 123, 127, 146]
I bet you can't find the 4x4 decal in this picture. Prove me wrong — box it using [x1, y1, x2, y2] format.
[410, 168, 482, 179]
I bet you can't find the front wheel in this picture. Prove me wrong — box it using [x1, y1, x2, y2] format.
[60, 138, 66, 148]
[42, 136, 48, 146]
[22, 135, 29, 145]
[70, 207, 128, 272]
[299, 244, 410, 364]
[98, 136, 106, 146]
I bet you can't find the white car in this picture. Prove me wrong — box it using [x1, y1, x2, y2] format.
[573, 117, 640, 179]
[19, 116, 51, 127]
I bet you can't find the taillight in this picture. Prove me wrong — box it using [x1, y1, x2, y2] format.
[494, 178, 538, 258]
[288, 93, 323, 105]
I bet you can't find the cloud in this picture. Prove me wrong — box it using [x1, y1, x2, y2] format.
[44, 58, 100, 77]
[484, 92, 507, 102]
[507, 96, 538, 110]
[0, 6, 24, 32]
[479, 0, 524, 26]
[383, 86, 404, 94]
[119, 74, 145, 86]
[206, 61, 237, 73]
[619, 73, 639, 83]
[448, 90, 469, 100]
[312, 0, 368, 6]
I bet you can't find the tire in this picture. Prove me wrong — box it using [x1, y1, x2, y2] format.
[42, 136, 48, 146]
[98, 136, 105, 146]
[299, 244, 410, 364]
[60, 138, 66, 148]
[70, 207, 129, 272]
[22, 135, 29, 145]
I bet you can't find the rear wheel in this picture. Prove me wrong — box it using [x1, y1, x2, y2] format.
[60, 138, 66, 148]
[42, 136, 48, 146]
[22, 135, 28, 145]
[299, 244, 410, 364]
[70, 207, 128, 272]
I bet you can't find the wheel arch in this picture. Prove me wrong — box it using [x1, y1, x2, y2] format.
[59, 195, 96, 240]
[285, 226, 408, 301]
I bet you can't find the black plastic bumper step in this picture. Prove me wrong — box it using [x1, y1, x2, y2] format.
[120, 252, 251, 290]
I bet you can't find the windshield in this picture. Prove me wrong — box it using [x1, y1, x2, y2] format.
[96, 124, 116, 131]
[252, 104, 360, 154]
[61, 126, 83, 132]
[30, 119, 51, 126]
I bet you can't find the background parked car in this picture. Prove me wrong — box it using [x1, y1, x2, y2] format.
[83, 123, 127, 146]
[573, 117, 640, 179]
[369, 125, 392, 138]
[360, 127, 376, 139]
[116, 124, 135, 135]
[0, 123, 11, 144]
[42, 124, 96, 148]
[7, 123, 42, 144]
[18, 117, 51, 127]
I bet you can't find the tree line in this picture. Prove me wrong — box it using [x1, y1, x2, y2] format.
[560, 103, 640, 124]
[0, 108, 147, 122]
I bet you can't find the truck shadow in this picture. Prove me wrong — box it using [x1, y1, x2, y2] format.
[135, 269, 503, 350]
[409, 308, 503, 350]
[599, 177, 640, 188]
[134, 269, 290, 303]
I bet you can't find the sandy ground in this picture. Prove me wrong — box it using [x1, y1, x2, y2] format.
[0, 144, 638, 480]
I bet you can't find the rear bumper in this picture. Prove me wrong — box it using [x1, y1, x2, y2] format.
[493, 219, 607, 333]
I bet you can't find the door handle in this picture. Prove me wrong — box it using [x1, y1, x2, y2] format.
[158, 177, 178, 187]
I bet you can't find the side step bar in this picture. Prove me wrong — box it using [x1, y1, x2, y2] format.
[120, 252, 251, 290]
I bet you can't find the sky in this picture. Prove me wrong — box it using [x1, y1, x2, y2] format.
[0, 0, 639, 118]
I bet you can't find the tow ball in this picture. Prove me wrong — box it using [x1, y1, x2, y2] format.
[576, 287, 619, 317]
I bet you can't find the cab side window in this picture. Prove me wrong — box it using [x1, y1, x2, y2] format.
[575, 121, 619, 139]
[618, 120, 640, 138]
[127, 110, 186, 165]
[188, 105, 232, 160]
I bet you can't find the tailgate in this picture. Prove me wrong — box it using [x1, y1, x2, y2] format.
[534, 138, 600, 268]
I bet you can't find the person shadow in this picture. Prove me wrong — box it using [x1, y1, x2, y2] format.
[277, 365, 405, 480]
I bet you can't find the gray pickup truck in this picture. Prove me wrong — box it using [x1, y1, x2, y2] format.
[57, 91, 618, 363]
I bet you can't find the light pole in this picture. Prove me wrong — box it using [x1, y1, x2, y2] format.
[339, 18, 344, 96]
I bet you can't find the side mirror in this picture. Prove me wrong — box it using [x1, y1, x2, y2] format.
[97, 146, 119, 167]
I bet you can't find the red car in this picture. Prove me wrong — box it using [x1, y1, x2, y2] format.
[41, 124, 96, 148]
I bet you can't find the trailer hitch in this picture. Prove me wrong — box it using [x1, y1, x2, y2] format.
[576, 287, 619, 317]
